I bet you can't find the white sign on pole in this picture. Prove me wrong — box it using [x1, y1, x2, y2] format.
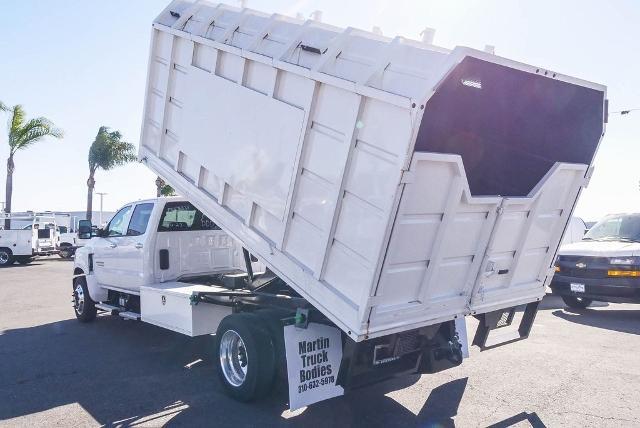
[284, 323, 344, 410]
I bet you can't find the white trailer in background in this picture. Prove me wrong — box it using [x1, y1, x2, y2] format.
[75, 0, 607, 409]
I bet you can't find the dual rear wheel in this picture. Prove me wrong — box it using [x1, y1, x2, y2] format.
[214, 313, 278, 402]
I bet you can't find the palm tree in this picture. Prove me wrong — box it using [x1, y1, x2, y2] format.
[4, 105, 63, 229]
[0, 100, 8, 112]
[155, 176, 176, 197]
[87, 126, 136, 222]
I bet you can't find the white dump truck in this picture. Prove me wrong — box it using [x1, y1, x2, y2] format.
[72, 0, 607, 409]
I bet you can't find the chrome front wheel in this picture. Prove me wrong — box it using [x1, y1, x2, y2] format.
[73, 277, 96, 322]
[74, 283, 85, 316]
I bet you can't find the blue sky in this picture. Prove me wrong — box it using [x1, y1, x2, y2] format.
[0, 0, 638, 220]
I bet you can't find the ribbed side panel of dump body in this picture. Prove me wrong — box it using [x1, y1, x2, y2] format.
[140, 1, 440, 340]
[139, 1, 606, 340]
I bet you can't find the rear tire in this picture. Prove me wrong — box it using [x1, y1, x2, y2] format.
[59, 248, 73, 259]
[0, 249, 13, 267]
[73, 277, 97, 322]
[214, 313, 276, 402]
[562, 295, 592, 309]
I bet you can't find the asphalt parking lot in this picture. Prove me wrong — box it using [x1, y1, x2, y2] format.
[1, 259, 639, 427]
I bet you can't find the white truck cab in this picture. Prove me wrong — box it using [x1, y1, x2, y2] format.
[74, 197, 254, 299]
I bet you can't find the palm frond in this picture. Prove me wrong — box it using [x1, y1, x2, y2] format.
[88, 126, 136, 172]
[10, 117, 63, 153]
[6, 106, 62, 153]
[0, 100, 8, 112]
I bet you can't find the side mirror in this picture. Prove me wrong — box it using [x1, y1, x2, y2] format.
[78, 220, 93, 239]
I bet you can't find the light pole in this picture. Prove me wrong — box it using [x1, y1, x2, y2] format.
[96, 192, 107, 226]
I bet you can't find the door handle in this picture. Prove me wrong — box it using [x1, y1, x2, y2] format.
[109, 243, 117, 249]
[135, 243, 143, 249]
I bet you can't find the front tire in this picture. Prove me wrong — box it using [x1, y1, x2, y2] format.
[73, 277, 97, 322]
[562, 295, 592, 309]
[214, 313, 276, 402]
[0, 249, 13, 267]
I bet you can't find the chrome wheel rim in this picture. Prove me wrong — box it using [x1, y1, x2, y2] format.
[74, 283, 85, 315]
[219, 329, 248, 387]
[0, 251, 9, 265]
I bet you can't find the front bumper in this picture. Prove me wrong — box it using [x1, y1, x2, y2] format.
[550, 275, 640, 303]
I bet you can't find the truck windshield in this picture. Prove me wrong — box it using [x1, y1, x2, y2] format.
[583, 214, 640, 243]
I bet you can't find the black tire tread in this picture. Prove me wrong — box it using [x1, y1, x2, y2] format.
[562, 295, 592, 309]
[214, 312, 276, 402]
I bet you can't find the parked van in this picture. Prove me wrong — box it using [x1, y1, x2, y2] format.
[552, 213, 640, 308]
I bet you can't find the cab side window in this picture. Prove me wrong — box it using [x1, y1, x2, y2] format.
[157, 202, 220, 232]
[127, 203, 154, 236]
[105, 206, 132, 237]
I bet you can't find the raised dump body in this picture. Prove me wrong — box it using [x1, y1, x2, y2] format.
[139, 0, 607, 341]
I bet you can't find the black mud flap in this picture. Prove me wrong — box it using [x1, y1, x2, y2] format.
[472, 301, 539, 351]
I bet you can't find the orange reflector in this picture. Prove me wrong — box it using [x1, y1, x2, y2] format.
[555, 266, 560, 272]
[607, 270, 640, 277]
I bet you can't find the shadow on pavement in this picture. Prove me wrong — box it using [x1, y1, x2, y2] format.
[539, 294, 608, 311]
[487, 411, 546, 428]
[0, 314, 472, 427]
[551, 307, 640, 335]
